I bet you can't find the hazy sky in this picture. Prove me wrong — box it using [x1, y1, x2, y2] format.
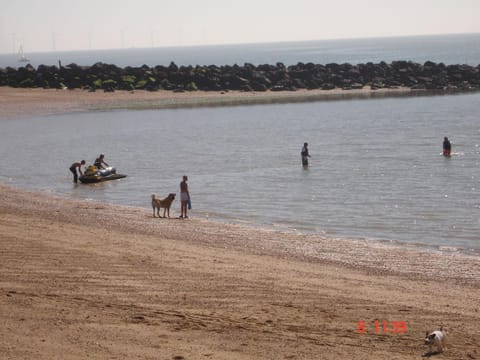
[1, 0, 479, 54]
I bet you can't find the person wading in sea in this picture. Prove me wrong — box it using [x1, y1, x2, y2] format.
[443, 137, 451, 157]
[69, 160, 86, 183]
[301, 142, 311, 168]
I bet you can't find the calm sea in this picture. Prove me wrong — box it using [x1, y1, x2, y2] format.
[1, 33, 480, 68]
[1, 34, 480, 255]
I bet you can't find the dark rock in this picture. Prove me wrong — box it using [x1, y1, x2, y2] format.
[322, 83, 335, 90]
[250, 82, 267, 91]
[2, 60, 479, 94]
[351, 83, 364, 90]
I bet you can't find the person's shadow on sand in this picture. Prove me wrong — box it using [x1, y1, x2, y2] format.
[422, 350, 443, 358]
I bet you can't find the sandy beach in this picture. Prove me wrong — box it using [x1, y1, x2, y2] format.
[1, 87, 479, 359]
[0, 86, 417, 119]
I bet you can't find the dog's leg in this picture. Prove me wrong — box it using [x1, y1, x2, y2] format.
[152, 205, 156, 218]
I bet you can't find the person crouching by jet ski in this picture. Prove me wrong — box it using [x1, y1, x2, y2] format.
[94, 154, 109, 169]
[69, 160, 86, 183]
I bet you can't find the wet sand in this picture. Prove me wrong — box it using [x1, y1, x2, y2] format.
[0, 87, 479, 359]
[0, 86, 415, 119]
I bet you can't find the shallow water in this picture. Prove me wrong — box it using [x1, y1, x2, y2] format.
[1, 92, 480, 254]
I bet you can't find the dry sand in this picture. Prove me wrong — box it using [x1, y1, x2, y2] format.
[1, 87, 479, 359]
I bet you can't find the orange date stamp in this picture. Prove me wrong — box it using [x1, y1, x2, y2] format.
[357, 320, 407, 334]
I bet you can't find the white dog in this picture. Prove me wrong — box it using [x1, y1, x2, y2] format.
[424, 326, 446, 354]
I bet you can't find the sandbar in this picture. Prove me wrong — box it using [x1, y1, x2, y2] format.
[0, 86, 416, 119]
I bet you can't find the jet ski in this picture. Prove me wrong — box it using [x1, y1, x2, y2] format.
[79, 165, 127, 184]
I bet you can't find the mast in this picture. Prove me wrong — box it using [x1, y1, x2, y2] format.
[18, 45, 29, 62]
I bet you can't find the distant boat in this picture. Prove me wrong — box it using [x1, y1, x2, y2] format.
[18, 45, 29, 62]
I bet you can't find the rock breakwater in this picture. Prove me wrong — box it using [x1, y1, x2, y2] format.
[1, 60, 479, 93]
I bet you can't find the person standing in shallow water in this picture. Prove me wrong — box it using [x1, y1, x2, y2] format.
[443, 137, 451, 157]
[69, 160, 86, 183]
[301, 142, 311, 168]
[179, 175, 190, 219]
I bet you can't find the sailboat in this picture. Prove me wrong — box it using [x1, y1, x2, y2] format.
[18, 45, 29, 62]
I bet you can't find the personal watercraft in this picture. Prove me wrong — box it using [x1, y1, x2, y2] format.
[79, 165, 127, 184]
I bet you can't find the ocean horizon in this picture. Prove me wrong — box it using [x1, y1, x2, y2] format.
[1, 33, 480, 69]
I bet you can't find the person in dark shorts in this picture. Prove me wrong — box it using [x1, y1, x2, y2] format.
[69, 160, 86, 183]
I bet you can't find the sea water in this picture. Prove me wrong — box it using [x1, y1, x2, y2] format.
[1, 92, 480, 254]
[1, 33, 480, 68]
[1, 34, 480, 254]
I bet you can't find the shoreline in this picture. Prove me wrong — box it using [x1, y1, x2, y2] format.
[1, 183, 479, 284]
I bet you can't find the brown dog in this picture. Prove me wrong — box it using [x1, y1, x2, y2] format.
[151, 193, 176, 218]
